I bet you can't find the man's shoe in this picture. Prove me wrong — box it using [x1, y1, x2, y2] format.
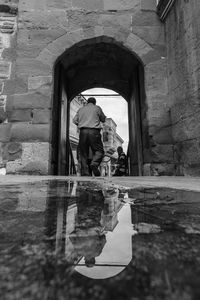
[91, 165, 101, 176]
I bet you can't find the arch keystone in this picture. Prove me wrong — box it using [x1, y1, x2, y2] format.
[125, 33, 160, 65]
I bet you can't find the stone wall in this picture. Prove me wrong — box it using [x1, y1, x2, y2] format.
[0, 0, 18, 172]
[0, 0, 174, 175]
[165, 0, 200, 176]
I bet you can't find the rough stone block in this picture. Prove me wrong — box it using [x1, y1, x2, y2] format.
[174, 138, 200, 165]
[7, 109, 32, 122]
[143, 163, 151, 176]
[2, 142, 22, 161]
[28, 76, 52, 90]
[125, 33, 153, 58]
[151, 126, 173, 145]
[19, 0, 47, 11]
[131, 11, 161, 27]
[150, 163, 175, 176]
[0, 108, 7, 123]
[182, 163, 200, 177]
[17, 29, 66, 49]
[132, 26, 164, 46]
[0, 61, 11, 79]
[103, 0, 138, 10]
[8, 91, 51, 110]
[98, 13, 131, 28]
[4, 77, 28, 95]
[10, 123, 50, 142]
[45, 28, 85, 56]
[66, 10, 99, 31]
[72, 0, 103, 10]
[6, 142, 50, 175]
[0, 82, 4, 94]
[16, 58, 51, 76]
[145, 58, 168, 92]
[0, 123, 11, 142]
[141, 0, 156, 11]
[0, 33, 11, 49]
[16, 44, 42, 59]
[36, 48, 57, 68]
[172, 112, 200, 143]
[151, 144, 174, 163]
[32, 109, 51, 124]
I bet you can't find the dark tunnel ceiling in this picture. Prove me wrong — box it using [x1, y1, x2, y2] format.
[60, 42, 141, 99]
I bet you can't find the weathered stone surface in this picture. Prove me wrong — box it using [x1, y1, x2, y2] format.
[150, 163, 175, 176]
[18, 11, 68, 30]
[10, 123, 50, 142]
[182, 164, 200, 177]
[125, 33, 153, 59]
[18, 0, 47, 11]
[132, 26, 164, 47]
[6, 142, 49, 174]
[152, 126, 173, 145]
[32, 109, 51, 124]
[2, 142, 22, 161]
[0, 108, 7, 123]
[72, 0, 103, 10]
[98, 13, 132, 29]
[165, 0, 200, 175]
[172, 111, 200, 143]
[7, 91, 51, 110]
[0, 82, 4, 94]
[44, 28, 85, 58]
[0, 123, 11, 142]
[174, 138, 200, 165]
[16, 58, 52, 76]
[28, 76, 52, 90]
[141, 0, 156, 11]
[17, 29, 66, 48]
[103, 0, 139, 10]
[4, 77, 28, 94]
[131, 11, 161, 27]
[7, 109, 32, 122]
[0, 61, 11, 79]
[144, 144, 174, 163]
[7, 160, 48, 175]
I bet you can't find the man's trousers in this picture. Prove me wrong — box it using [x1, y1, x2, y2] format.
[79, 128, 104, 176]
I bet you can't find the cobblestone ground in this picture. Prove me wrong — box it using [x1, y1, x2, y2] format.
[1, 176, 200, 300]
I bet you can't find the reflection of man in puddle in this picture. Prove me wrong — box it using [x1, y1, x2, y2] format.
[69, 188, 106, 267]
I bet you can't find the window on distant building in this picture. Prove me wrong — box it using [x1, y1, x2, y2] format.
[103, 132, 109, 142]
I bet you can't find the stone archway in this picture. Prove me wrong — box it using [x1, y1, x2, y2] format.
[50, 36, 148, 176]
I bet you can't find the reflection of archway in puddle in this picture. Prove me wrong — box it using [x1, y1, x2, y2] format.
[75, 202, 137, 280]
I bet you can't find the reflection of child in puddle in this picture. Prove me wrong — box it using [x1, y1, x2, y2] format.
[101, 188, 121, 232]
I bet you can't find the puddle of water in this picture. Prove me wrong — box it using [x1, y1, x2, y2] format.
[1, 180, 200, 299]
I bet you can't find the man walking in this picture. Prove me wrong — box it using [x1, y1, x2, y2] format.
[73, 97, 106, 176]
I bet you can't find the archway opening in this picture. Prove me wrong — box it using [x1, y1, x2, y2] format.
[69, 87, 129, 176]
[51, 37, 146, 176]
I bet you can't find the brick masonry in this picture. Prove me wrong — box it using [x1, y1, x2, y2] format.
[0, 0, 198, 176]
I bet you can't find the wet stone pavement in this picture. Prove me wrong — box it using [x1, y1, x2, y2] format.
[1, 179, 200, 300]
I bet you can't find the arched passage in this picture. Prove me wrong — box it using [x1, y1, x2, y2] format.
[51, 37, 147, 176]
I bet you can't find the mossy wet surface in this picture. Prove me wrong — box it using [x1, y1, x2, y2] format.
[1, 180, 200, 300]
